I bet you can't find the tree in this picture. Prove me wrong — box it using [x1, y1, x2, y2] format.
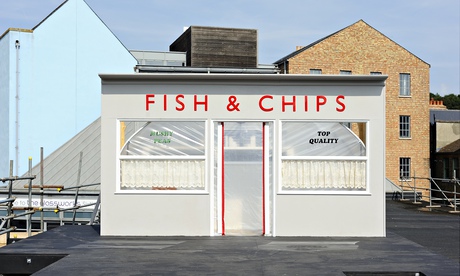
[430, 93, 460, 110]
[442, 94, 460, 110]
[429, 92, 443, 101]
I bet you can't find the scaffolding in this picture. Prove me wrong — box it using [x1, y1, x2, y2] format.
[1, 156, 100, 245]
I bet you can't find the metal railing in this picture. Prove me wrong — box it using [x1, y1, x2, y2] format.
[397, 170, 460, 214]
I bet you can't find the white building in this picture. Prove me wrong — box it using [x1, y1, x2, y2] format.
[0, 0, 137, 177]
[101, 73, 387, 237]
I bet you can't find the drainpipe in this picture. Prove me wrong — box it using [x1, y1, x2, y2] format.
[15, 40, 20, 176]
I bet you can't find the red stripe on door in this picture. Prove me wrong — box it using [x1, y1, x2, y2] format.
[221, 122, 225, 236]
[262, 122, 266, 236]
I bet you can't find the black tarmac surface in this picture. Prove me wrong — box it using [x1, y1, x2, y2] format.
[0, 200, 459, 275]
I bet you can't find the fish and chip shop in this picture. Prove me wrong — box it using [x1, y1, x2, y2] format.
[100, 74, 387, 237]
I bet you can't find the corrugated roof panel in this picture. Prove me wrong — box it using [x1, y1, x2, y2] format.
[11, 118, 101, 191]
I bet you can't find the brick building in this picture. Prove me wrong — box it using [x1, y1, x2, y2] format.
[274, 20, 431, 192]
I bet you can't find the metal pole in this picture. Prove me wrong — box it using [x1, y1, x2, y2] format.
[40, 147, 44, 232]
[27, 157, 32, 237]
[15, 40, 20, 176]
[400, 169, 405, 200]
[413, 170, 417, 203]
[59, 211, 64, 226]
[72, 152, 83, 225]
[59, 183, 100, 191]
[89, 194, 101, 225]
[0, 226, 17, 236]
[453, 170, 458, 213]
[0, 198, 16, 204]
[2, 210, 36, 221]
[454, 181, 457, 213]
[6, 161, 13, 244]
[412, 170, 420, 204]
[429, 170, 433, 207]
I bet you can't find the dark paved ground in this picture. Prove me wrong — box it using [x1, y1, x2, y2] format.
[0, 200, 459, 275]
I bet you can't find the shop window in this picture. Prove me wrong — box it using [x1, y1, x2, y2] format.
[399, 115, 411, 138]
[399, 73, 411, 96]
[399, 157, 411, 180]
[281, 121, 367, 191]
[119, 121, 206, 191]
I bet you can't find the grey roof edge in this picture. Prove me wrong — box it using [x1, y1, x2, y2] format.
[274, 19, 430, 67]
[32, 0, 68, 30]
[135, 66, 279, 74]
[100, 73, 387, 85]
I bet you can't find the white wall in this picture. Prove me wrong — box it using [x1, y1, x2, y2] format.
[100, 74, 386, 237]
[0, 0, 137, 176]
[0, 30, 34, 177]
[436, 121, 460, 150]
[0, 32, 10, 177]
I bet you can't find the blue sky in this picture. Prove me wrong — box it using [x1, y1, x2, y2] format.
[1, 0, 459, 96]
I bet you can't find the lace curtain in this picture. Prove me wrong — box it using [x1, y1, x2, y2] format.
[121, 159, 205, 189]
[282, 160, 366, 190]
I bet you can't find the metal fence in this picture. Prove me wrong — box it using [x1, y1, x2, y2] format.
[396, 171, 460, 214]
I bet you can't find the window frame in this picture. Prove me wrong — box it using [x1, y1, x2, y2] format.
[309, 69, 322, 74]
[278, 120, 369, 195]
[399, 157, 411, 181]
[399, 73, 411, 97]
[399, 115, 411, 139]
[117, 119, 208, 194]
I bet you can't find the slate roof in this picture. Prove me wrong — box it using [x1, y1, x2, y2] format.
[438, 139, 460, 154]
[430, 109, 460, 124]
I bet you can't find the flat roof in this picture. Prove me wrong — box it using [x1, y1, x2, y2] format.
[0, 200, 458, 275]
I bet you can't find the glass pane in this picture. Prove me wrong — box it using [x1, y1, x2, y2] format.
[120, 121, 205, 156]
[399, 74, 410, 96]
[399, 158, 410, 179]
[282, 122, 366, 156]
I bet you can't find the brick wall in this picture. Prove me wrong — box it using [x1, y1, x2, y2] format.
[282, 20, 431, 194]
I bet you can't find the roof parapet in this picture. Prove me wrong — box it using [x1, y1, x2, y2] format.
[0, 28, 33, 40]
